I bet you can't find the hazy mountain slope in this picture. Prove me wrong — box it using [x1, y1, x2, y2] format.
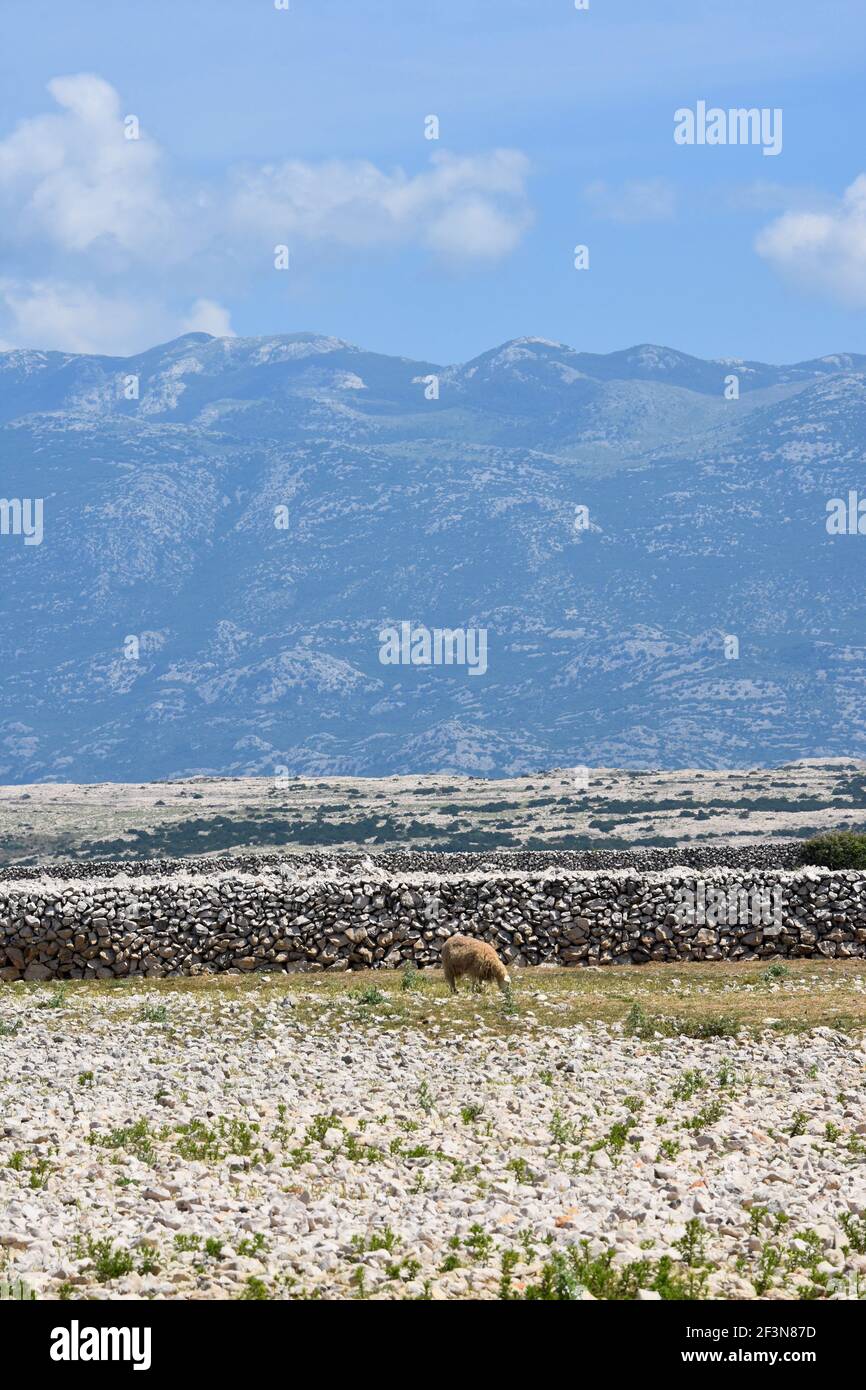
[0, 333, 863, 782]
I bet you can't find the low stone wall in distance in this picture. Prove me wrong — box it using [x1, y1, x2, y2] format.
[1, 865, 865, 980]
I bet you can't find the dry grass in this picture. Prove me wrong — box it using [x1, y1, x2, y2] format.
[5, 959, 866, 1040]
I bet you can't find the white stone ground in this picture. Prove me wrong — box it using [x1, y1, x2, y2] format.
[1, 980, 865, 1301]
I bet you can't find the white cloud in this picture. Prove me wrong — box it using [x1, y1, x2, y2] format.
[228, 149, 532, 262]
[755, 175, 866, 305]
[180, 298, 235, 338]
[0, 75, 532, 351]
[0, 74, 177, 260]
[0, 280, 233, 355]
[584, 178, 676, 223]
[0, 74, 531, 269]
[726, 180, 831, 214]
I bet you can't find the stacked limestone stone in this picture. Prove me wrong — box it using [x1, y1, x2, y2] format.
[2, 865, 866, 981]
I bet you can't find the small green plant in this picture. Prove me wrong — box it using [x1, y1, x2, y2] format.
[235, 1233, 267, 1258]
[672, 1069, 706, 1102]
[840, 1212, 866, 1254]
[137, 1246, 159, 1276]
[789, 1111, 809, 1137]
[516, 1222, 714, 1301]
[351, 1227, 399, 1256]
[550, 1109, 578, 1145]
[173, 1115, 261, 1163]
[356, 985, 387, 1007]
[752, 1241, 783, 1296]
[385, 1256, 421, 1282]
[675, 1219, 707, 1266]
[460, 1103, 484, 1124]
[72, 1235, 134, 1284]
[29, 1157, 52, 1189]
[38, 986, 68, 1010]
[762, 962, 789, 982]
[657, 1139, 681, 1162]
[683, 1015, 739, 1040]
[591, 1118, 636, 1158]
[343, 1133, 383, 1163]
[405, 1143, 434, 1159]
[139, 1004, 168, 1023]
[624, 1005, 737, 1042]
[86, 1117, 157, 1166]
[499, 984, 518, 1016]
[506, 1157, 533, 1184]
[499, 1249, 520, 1299]
[304, 1114, 336, 1145]
[239, 1276, 270, 1300]
[77, 1071, 94, 1088]
[465, 1224, 493, 1262]
[684, 1100, 725, 1132]
[624, 1003, 653, 1038]
[417, 1080, 435, 1115]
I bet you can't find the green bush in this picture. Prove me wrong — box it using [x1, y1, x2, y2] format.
[798, 831, 866, 869]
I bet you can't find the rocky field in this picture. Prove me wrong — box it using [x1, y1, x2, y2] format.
[3, 759, 866, 866]
[2, 962, 866, 1301]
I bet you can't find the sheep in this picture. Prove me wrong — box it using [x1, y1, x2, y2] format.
[440, 934, 510, 994]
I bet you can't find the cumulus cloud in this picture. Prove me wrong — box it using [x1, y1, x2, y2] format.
[179, 298, 235, 338]
[0, 75, 532, 351]
[0, 280, 233, 356]
[0, 74, 177, 260]
[227, 149, 532, 262]
[755, 175, 866, 305]
[584, 178, 676, 223]
[0, 75, 531, 350]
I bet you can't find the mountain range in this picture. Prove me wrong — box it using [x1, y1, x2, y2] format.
[1, 330, 864, 782]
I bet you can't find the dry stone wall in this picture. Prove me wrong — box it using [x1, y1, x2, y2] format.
[0, 842, 804, 882]
[2, 865, 866, 981]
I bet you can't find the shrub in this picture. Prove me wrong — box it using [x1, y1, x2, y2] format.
[798, 832, 866, 870]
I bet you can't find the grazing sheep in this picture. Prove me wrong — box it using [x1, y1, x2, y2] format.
[441, 934, 510, 994]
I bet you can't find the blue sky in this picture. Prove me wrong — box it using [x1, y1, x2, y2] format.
[1, 0, 865, 364]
